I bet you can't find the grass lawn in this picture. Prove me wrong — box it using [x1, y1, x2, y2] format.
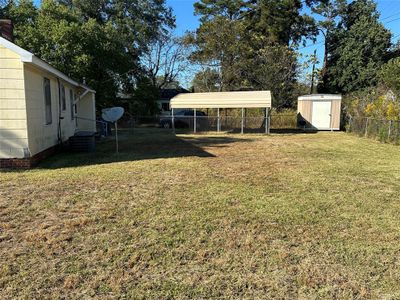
[1, 129, 400, 299]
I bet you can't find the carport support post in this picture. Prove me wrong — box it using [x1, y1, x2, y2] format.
[265, 107, 270, 134]
[217, 108, 220, 132]
[171, 108, 175, 133]
[268, 109, 271, 134]
[194, 108, 197, 133]
[241, 108, 244, 134]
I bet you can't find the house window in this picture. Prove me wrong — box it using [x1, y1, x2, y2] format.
[43, 78, 52, 125]
[161, 102, 170, 111]
[61, 84, 66, 111]
[70, 89, 74, 120]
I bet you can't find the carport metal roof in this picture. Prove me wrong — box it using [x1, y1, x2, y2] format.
[170, 91, 272, 109]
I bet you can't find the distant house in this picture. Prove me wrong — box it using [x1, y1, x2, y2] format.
[157, 87, 190, 112]
[0, 36, 96, 168]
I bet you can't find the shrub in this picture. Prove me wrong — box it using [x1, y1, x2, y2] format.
[345, 88, 400, 121]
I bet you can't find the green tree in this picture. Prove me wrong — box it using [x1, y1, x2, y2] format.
[324, 0, 392, 93]
[0, 0, 37, 33]
[192, 68, 221, 92]
[188, 14, 250, 91]
[191, 0, 255, 91]
[379, 58, 400, 97]
[190, 0, 324, 108]
[1, 0, 174, 108]
[128, 77, 160, 115]
[246, 0, 318, 46]
[311, 0, 346, 92]
[194, 0, 249, 21]
[243, 42, 299, 108]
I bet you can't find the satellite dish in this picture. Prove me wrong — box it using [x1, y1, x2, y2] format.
[101, 107, 124, 154]
[102, 107, 124, 123]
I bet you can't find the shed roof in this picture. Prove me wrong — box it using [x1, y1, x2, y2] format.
[0, 36, 95, 93]
[298, 94, 342, 101]
[170, 91, 272, 109]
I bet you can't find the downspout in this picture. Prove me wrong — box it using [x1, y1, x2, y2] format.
[57, 78, 62, 145]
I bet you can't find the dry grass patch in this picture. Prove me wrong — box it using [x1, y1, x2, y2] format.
[1, 129, 400, 298]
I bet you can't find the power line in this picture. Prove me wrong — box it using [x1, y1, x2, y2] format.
[298, 41, 323, 50]
[385, 16, 400, 24]
[381, 11, 400, 21]
[392, 33, 400, 41]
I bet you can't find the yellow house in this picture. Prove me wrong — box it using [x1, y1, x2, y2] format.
[0, 36, 96, 168]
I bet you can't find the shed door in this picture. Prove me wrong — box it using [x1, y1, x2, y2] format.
[312, 101, 332, 130]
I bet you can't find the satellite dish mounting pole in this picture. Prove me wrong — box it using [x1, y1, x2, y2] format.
[101, 107, 124, 154]
[115, 121, 119, 154]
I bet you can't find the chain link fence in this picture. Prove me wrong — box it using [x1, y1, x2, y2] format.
[114, 113, 298, 134]
[348, 117, 400, 144]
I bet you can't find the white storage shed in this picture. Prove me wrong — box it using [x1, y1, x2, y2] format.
[297, 94, 342, 131]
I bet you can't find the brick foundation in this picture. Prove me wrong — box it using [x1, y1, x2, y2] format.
[0, 158, 32, 169]
[0, 145, 59, 169]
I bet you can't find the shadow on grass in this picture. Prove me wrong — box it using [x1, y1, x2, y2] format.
[218, 128, 318, 135]
[38, 128, 253, 169]
[270, 128, 318, 134]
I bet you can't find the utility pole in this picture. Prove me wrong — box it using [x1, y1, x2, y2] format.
[310, 49, 317, 94]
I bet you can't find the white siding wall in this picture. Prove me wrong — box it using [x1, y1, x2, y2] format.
[0, 45, 29, 158]
[77, 92, 96, 132]
[24, 64, 79, 156]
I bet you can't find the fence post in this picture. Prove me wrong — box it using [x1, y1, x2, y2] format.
[348, 116, 352, 132]
[171, 108, 175, 133]
[388, 120, 392, 141]
[217, 108, 220, 132]
[241, 108, 244, 134]
[365, 118, 369, 137]
[194, 108, 197, 133]
[397, 120, 400, 143]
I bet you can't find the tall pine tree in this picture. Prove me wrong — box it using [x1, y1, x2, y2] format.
[190, 0, 320, 107]
[323, 0, 391, 93]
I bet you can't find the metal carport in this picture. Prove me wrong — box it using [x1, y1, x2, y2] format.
[170, 91, 272, 134]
